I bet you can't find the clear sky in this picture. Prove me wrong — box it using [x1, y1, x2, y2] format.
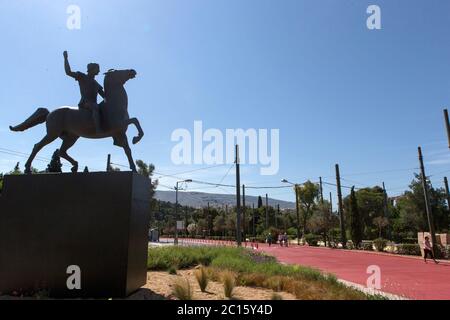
[1, 0, 450, 203]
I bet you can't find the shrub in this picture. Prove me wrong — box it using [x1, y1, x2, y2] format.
[305, 234, 320, 246]
[397, 244, 421, 256]
[194, 267, 209, 292]
[402, 238, 418, 244]
[373, 238, 388, 252]
[168, 265, 177, 275]
[360, 241, 374, 251]
[172, 278, 193, 300]
[346, 241, 355, 250]
[222, 271, 236, 299]
[435, 244, 450, 259]
[271, 293, 283, 300]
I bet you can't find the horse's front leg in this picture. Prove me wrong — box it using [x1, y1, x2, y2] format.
[126, 118, 144, 145]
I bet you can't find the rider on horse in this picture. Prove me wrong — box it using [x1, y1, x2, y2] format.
[63, 51, 104, 133]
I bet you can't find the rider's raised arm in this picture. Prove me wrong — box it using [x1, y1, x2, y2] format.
[63, 51, 78, 79]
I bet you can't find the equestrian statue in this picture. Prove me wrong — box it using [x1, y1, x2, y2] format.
[9, 51, 144, 174]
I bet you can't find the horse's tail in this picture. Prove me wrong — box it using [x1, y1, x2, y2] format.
[9, 108, 50, 132]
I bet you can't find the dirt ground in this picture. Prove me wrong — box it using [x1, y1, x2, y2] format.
[0, 268, 296, 300]
[128, 269, 297, 300]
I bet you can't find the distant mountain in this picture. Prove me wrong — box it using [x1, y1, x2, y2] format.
[155, 190, 296, 209]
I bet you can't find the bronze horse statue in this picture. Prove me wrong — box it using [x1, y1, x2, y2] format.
[9, 69, 144, 174]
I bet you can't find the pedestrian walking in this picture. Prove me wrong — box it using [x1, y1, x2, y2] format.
[423, 236, 439, 264]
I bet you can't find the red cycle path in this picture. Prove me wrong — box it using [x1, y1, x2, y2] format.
[258, 244, 450, 300]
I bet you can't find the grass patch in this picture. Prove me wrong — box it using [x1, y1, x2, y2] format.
[221, 271, 236, 299]
[167, 265, 177, 275]
[194, 267, 209, 292]
[172, 277, 193, 300]
[148, 246, 384, 300]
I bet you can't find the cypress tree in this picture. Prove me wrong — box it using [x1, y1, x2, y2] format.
[349, 187, 363, 248]
[47, 149, 62, 173]
[258, 196, 263, 208]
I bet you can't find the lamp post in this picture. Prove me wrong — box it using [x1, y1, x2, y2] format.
[174, 179, 192, 245]
[282, 179, 301, 245]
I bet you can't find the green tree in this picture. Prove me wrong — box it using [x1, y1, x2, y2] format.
[296, 181, 319, 237]
[373, 216, 389, 238]
[392, 174, 448, 241]
[46, 149, 62, 173]
[349, 187, 363, 247]
[213, 214, 226, 236]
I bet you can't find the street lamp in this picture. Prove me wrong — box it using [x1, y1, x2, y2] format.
[282, 179, 301, 245]
[174, 179, 192, 245]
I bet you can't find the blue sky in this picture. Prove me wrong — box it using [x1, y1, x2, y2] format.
[1, 0, 450, 203]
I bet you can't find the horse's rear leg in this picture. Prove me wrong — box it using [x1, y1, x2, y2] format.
[25, 134, 58, 174]
[60, 135, 80, 173]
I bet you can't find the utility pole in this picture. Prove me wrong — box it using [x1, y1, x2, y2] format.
[174, 179, 192, 245]
[265, 193, 269, 230]
[235, 145, 242, 246]
[252, 203, 256, 239]
[382, 182, 389, 239]
[276, 204, 280, 229]
[295, 185, 300, 245]
[444, 177, 450, 229]
[418, 147, 437, 256]
[382, 182, 389, 218]
[224, 205, 228, 238]
[444, 109, 450, 149]
[175, 182, 179, 245]
[336, 164, 346, 248]
[184, 206, 188, 237]
[329, 192, 333, 247]
[206, 202, 212, 237]
[242, 184, 246, 241]
[329, 192, 333, 213]
[319, 177, 324, 204]
[106, 154, 111, 172]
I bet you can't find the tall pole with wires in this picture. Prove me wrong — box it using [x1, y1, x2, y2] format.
[319, 177, 324, 204]
[444, 177, 450, 230]
[265, 193, 269, 230]
[235, 145, 242, 246]
[252, 203, 256, 239]
[444, 109, 450, 149]
[175, 181, 179, 245]
[276, 204, 280, 229]
[242, 184, 246, 242]
[329, 192, 333, 246]
[207, 202, 211, 237]
[418, 147, 437, 256]
[336, 164, 346, 248]
[382, 182, 388, 218]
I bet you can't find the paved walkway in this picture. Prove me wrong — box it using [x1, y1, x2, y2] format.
[259, 244, 450, 300]
[160, 238, 450, 299]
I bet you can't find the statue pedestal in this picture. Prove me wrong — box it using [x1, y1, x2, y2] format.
[0, 172, 151, 298]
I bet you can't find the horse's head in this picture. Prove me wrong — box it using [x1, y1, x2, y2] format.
[104, 69, 137, 89]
